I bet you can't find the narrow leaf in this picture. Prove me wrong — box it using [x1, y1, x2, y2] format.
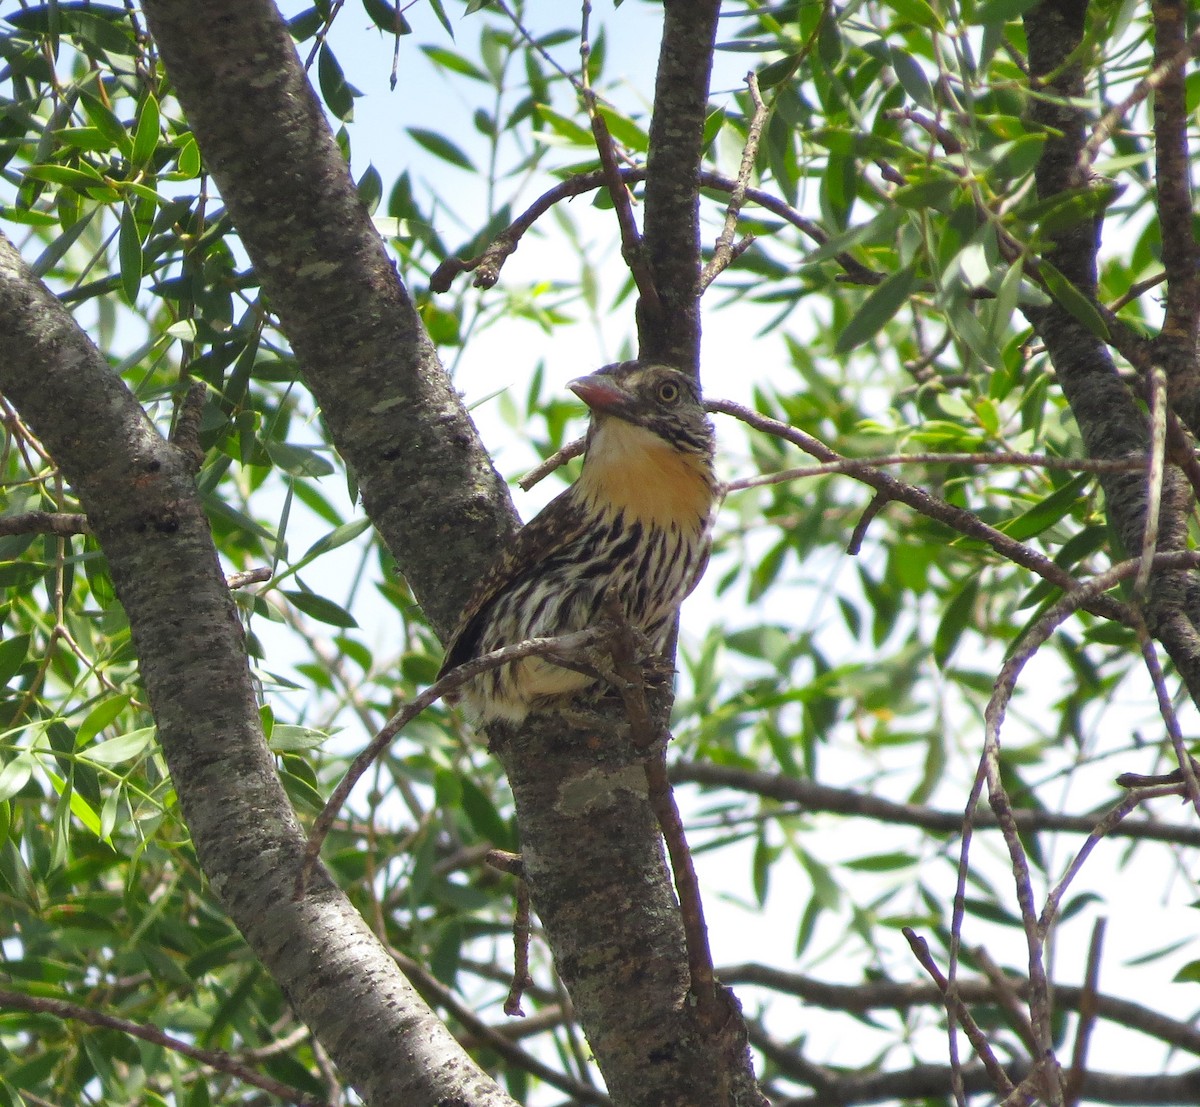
[836, 264, 917, 352]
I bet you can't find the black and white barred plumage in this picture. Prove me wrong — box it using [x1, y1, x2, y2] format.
[439, 360, 718, 723]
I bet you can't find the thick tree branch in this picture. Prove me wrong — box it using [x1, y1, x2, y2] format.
[139, 0, 513, 643]
[1151, 0, 1200, 360]
[1022, 0, 1200, 708]
[0, 989, 329, 1107]
[638, 0, 722, 369]
[0, 235, 517, 1107]
[135, 4, 764, 1106]
[724, 963, 1200, 1055]
[671, 761, 1200, 846]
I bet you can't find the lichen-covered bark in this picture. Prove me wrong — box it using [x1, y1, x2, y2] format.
[0, 234, 517, 1107]
[131, 1, 761, 1103]
[139, 0, 514, 641]
[1023, 1, 1200, 703]
[638, 0, 722, 372]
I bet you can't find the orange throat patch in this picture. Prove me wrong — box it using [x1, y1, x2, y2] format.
[576, 418, 714, 530]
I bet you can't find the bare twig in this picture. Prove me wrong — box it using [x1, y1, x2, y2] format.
[701, 72, 768, 291]
[1082, 23, 1200, 171]
[723, 960, 1200, 1055]
[972, 946, 1040, 1056]
[903, 929, 1015, 1100]
[0, 510, 90, 537]
[969, 551, 1200, 1107]
[504, 876, 535, 1017]
[518, 436, 586, 491]
[1137, 627, 1200, 814]
[600, 597, 723, 1031]
[1064, 918, 1106, 1107]
[886, 107, 964, 155]
[707, 398, 1134, 626]
[0, 988, 330, 1107]
[723, 449, 1144, 494]
[428, 167, 881, 294]
[295, 626, 608, 896]
[1135, 365, 1167, 598]
[847, 490, 887, 555]
[391, 951, 611, 1106]
[671, 760, 1200, 846]
[226, 566, 271, 590]
[585, 97, 663, 320]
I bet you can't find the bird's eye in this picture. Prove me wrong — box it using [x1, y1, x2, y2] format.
[656, 380, 681, 404]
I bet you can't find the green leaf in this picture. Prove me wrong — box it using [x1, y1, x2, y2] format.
[836, 264, 917, 352]
[75, 694, 132, 746]
[0, 755, 34, 803]
[596, 106, 648, 153]
[356, 164, 382, 214]
[263, 440, 335, 478]
[362, 0, 412, 34]
[535, 106, 593, 147]
[267, 725, 331, 753]
[282, 590, 358, 628]
[79, 727, 155, 766]
[886, 0, 944, 28]
[934, 576, 979, 667]
[420, 45, 486, 81]
[118, 203, 143, 304]
[407, 127, 475, 170]
[80, 91, 132, 157]
[0, 635, 31, 687]
[318, 44, 356, 121]
[458, 776, 512, 847]
[1000, 473, 1092, 541]
[890, 50, 933, 109]
[171, 134, 202, 179]
[131, 93, 159, 168]
[300, 517, 372, 562]
[1040, 263, 1110, 339]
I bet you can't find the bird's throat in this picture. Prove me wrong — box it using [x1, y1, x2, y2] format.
[576, 419, 714, 530]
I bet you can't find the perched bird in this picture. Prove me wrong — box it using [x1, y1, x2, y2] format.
[439, 359, 718, 724]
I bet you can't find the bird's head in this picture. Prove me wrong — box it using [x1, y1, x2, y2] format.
[568, 360, 714, 462]
[568, 361, 717, 527]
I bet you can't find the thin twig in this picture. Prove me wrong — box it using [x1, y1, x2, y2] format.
[295, 626, 608, 896]
[707, 398, 1134, 626]
[701, 72, 768, 290]
[847, 490, 887, 555]
[886, 107, 964, 154]
[428, 167, 881, 294]
[0, 510, 90, 537]
[671, 760, 1200, 846]
[1064, 918, 1106, 1107]
[391, 951, 611, 1106]
[1136, 627, 1200, 815]
[1135, 365, 1167, 598]
[0, 989, 330, 1107]
[600, 597, 723, 1030]
[226, 567, 271, 590]
[972, 946, 1040, 1056]
[1082, 23, 1200, 171]
[902, 929, 1015, 1099]
[587, 106, 663, 322]
[974, 550, 1200, 1105]
[519, 436, 586, 491]
[723, 450, 1145, 494]
[504, 877, 534, 1017]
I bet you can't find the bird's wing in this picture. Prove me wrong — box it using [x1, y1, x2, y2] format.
[438, 486, 591, 676]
